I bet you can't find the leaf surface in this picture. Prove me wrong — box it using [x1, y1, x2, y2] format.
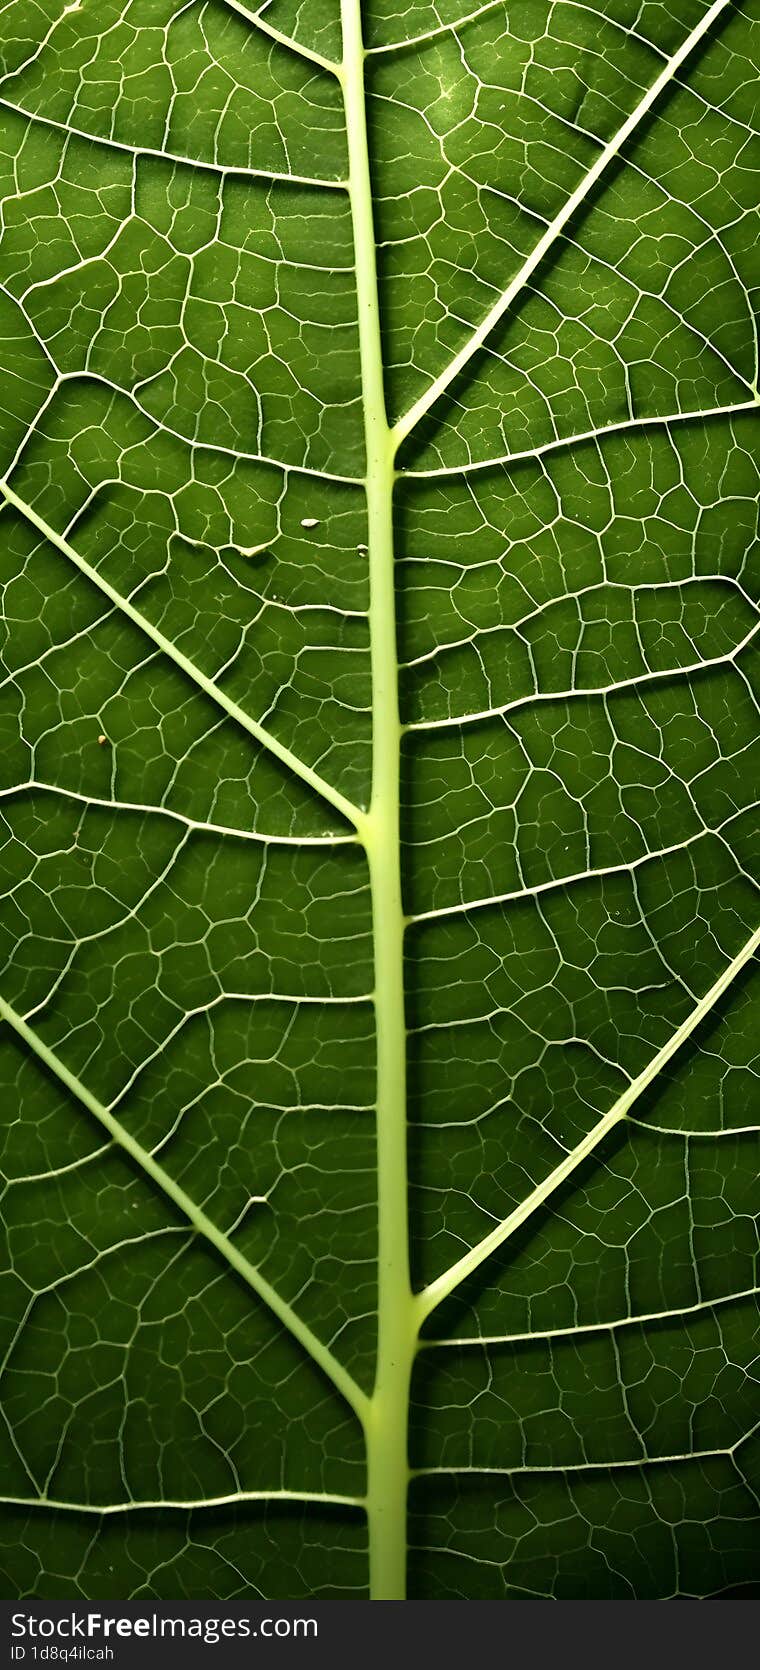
[0, 0, 758, 1600]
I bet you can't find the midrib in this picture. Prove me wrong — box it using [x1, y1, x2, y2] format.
[339, 0, 415, 1601]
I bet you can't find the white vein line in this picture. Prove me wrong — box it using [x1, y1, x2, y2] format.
[420, 1286, 760, 1349]
[404, 619, 760, 733]
[407, 824, 750, 926]
[73, 370, 363, 483]
[366, 0, 510, 54]
[0, 482, 363, 830]
[411, 1449, 732, 1477]
[400, 575, 759, 669]
[0, 992, 370, 1426]
[0, 363, 361, 485]
[402, 400, 760, 480]
[365, 0, 681, 57]
[391, 0, 736, 448]
[0, 1489, 363, 1512]
[416, 921, 760, 1321]
[0, 782, 358, 846]
[5, 1145, 111, 1185]
[0, 97, 346, 190]
[633, 1120, 760, 1138]
[222, 0, 340, 73]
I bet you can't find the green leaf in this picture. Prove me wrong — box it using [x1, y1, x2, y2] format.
[0, 0, 758, 1601]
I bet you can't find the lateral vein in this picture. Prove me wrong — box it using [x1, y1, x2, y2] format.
[0, 1490, 364, 1513]
[0, 992, 370, 1425]
[222, 0, 340, 74]
[0, 97, 345, 190]
[402, 399, 760, 480]
[417, 920, 760, 1320]
[392, 0, 735, 448]
[0, 480, 363, 831]
[420, 1285, 760, 1349]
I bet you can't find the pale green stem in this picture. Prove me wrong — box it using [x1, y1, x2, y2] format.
[340, 0, 416, 1601]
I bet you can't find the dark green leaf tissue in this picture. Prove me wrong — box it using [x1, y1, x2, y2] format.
[0, 0, 758, 1601]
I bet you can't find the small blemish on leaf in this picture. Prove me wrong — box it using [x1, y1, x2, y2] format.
[97, 734, 107, 745]
[300, 517, 319, 528]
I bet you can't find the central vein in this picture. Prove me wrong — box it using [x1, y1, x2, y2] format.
[339, 0, 415, 1601]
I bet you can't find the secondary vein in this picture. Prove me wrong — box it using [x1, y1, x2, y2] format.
[392, 0, 736, 448]
[417, 919, 760, 1321]
[0, 479, 363, 831]
[0, 991, 370, 1426]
